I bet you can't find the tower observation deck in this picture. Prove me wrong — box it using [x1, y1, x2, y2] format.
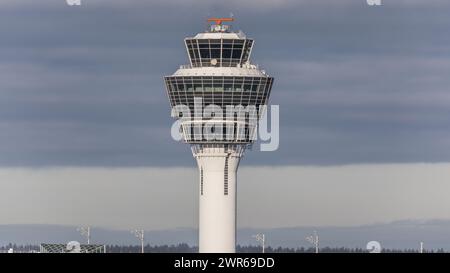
[164, 18, 274, 253]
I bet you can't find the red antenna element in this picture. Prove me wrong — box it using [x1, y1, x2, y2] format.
[207, 17, 234, 25]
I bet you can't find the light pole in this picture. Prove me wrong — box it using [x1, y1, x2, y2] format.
[77, 226, 90, 245]
[420, 242, 424, 253]
[252, 233, 265, 253]
[132, 229, 145, 253]
[306, 230, 319, 254]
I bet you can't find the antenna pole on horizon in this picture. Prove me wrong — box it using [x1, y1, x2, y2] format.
[306, 230, 319, 254]
[132, 229, 145, 253]
[77, 226, 90, 245]
[253, 233, 266, 253]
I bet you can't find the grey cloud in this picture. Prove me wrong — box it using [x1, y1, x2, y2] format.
[1, 1, 450, 166]
[1, 164, 450, 229]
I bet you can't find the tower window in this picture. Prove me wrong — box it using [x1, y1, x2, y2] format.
[200, 167, 204, 195]
[224, 157, 229, 195]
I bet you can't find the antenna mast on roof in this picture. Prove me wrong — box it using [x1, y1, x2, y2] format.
[207, 17, 234, 32]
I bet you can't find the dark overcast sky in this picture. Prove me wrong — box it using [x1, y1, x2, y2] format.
[1, 0, 450, 167]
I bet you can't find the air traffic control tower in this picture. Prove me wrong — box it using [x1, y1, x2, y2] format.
[164, 18, 274, 253]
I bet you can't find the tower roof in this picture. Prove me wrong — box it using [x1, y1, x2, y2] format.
[192, 31, 246, 40]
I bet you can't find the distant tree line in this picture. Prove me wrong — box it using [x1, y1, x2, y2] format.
[0, 243, 446, 253]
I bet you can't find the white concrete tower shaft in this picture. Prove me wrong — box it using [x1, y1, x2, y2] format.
[193, 144, 245, 252]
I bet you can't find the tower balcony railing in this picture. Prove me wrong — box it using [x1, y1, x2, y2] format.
[178, 63, 268, 75]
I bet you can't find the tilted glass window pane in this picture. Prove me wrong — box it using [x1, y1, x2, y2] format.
[193, 48, 199, 59]
[213, 83, 224, 91]
[232, 49, 242, 59]
[230, 60, 240, 67]
[222, 49, 232, 58]
[194, 84, 202, 91]
[224, 84, 233, 91]
[222, 60, 232, 67]
[233, 44, 243, 49]
[200, 49, 209, 59]
[204, 83, 212, 92]
[234, 77, 244, 83]
[188, 50, 195, 60]
[211, 49, 220, 59]
[241, 39, 253, 63]
[212, 43, 220, 59]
